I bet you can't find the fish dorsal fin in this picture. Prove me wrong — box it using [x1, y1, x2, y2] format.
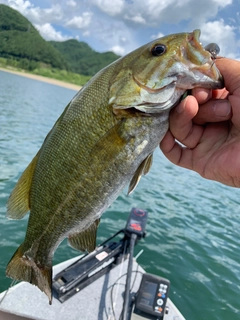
[128, 153, 153, 195]
[7, 152, 39, 220]
[68, 219, 100, 253]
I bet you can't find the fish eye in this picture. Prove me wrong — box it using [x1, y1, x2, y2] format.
[151, 44, 166, 56]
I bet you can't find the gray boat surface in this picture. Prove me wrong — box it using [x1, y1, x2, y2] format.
[0, 255, 185, 320]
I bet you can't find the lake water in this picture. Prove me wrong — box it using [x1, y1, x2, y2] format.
[0, 70, 240, 319]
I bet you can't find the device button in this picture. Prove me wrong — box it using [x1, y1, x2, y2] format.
[159, 289, 166, 294]
[155, 306, 163, 313]
[157, 298, 163, 306]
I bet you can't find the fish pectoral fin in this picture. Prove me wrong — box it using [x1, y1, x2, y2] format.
[68, 219, 100, 253]
[89, 121, 129, 165]
[128, 153, 153, 195]
[7, 152, 40, 220]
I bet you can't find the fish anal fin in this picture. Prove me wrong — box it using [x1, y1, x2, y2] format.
[7, 152, 39, 220]
[68, 219, 100, 253]
[6, 243, 52, 304]
[128, 153, 153, 195]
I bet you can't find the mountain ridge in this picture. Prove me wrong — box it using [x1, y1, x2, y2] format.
[0, 4, 120, 77]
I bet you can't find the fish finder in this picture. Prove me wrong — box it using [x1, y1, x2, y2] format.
[133, 273, 170, 319]
[125, 207, 148, 239]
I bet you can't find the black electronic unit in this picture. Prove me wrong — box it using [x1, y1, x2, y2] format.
[125, 207, 148, 239]
[134, 273, 170, 319]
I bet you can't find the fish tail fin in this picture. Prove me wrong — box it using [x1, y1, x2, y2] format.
[6, 244, 53, 304]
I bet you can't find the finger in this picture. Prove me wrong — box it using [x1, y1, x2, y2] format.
[216, 58, 240, 95]
[191, 88, 212, 104]
[212, 88, 229, 99]
[160, 131, 194, 170]
[193, 99, 232, 125]
[229, 95, 240, 131]
[192, 86, 229, 104]
[169, 95, 204, 148]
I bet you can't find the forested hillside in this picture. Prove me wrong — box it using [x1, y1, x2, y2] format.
[0, 4, 68, 70]
[50, 39, 120, 76]
[0, 4, 120, 80]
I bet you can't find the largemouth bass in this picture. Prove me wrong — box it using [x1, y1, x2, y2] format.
[6, 30, 223, 303]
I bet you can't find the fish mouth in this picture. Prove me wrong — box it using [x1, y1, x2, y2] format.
[133, 74, 176, 93]
[173, 68, 224, 90]
[190, 65, 224, 89]
[184, 30, 224, 89]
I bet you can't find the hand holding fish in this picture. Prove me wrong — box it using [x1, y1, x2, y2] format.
[160, 58, 240, 187]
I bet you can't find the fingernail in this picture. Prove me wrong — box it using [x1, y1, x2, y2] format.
[213, 100, 231, 117]
[176, 97, 187, 114]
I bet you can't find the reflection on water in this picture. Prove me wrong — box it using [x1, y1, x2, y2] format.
[0, 70, 240, 319]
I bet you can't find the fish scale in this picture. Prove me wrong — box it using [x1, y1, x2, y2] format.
[6, 30, 223, 303]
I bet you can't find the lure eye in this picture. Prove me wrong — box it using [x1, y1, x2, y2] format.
[204, 43, 220, 59]
[151, 44, 166, 56]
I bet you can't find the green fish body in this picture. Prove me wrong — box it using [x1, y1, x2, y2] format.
[6, 30, 223, 303]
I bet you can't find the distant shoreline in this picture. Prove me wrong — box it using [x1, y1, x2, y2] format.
[0, 67, 82, 91]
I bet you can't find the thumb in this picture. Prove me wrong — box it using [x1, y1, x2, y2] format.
[216, 58, 240, 95]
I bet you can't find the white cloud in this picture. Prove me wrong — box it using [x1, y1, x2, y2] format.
[151, 32, 165, 39]
[89, 0, 233, 28]
[120, 36, 127, 43]
[82, 30, 90, 37]
[66, 0, 76, 7]
[66, 12, 92, 29]
[147, 0, 232, 26]
[90, 0, 124, 16]
[200, 19, 239, 58]
[124, 14, 146, 24]
[110, 45, 125, 55]
[214, 0, 232, 6]
[0, 0, 239, 58]
[35, 23, 70, 41]
[8, 0, 32, 11]
[7, 1, 64, 25]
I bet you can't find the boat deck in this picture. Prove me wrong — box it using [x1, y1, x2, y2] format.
[0, 256, 185, 320]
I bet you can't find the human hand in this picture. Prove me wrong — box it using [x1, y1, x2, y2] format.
[160, 58, 240, 187]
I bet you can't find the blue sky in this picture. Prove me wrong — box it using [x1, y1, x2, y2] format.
[1, 0, 240, 59]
